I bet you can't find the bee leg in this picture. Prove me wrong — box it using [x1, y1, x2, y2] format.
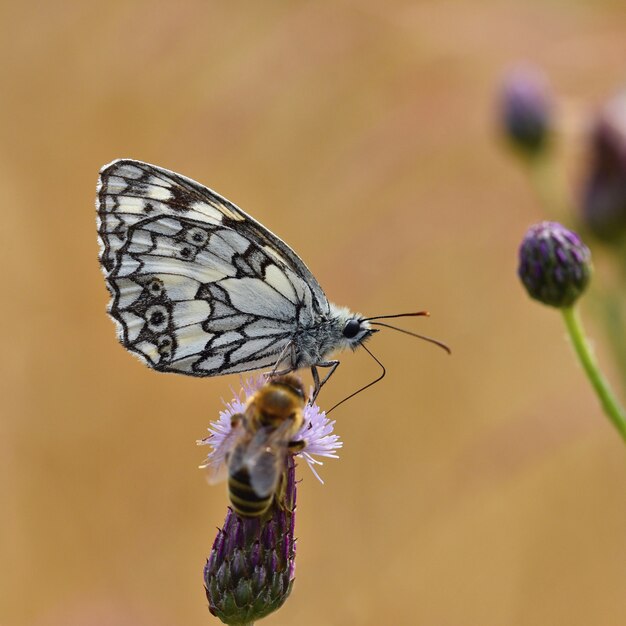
[287, 439, 306, 453]
[273, 473, 287, 512]
[230, 412, 243, 429]
[310, 360, 340, 404]
[274, 467, 297, 513]
[265, 366, 292, 378]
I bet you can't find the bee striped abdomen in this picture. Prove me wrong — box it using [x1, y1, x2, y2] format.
[228, 467, 272, 517]
[222, 376, 306, 518]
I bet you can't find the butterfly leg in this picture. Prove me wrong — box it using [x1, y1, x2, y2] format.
[310, 360, 340, 404]
[265, 341, 297, 379]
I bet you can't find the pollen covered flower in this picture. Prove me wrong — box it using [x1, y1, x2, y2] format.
[518, 221, 592, 308]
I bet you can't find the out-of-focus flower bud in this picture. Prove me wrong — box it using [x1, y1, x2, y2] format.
[500, 65, 553, 157]
[581, 91, 626, 242]
[518, 221, 592, 308]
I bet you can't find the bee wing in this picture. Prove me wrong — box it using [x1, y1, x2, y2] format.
[238, 422, 292, 498]
[205, 458, 230, 486]
[248, 447, 288, 499]
[202, 415, 245, 485]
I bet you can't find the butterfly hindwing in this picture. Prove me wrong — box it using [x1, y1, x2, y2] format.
[97, 160, 331, 376]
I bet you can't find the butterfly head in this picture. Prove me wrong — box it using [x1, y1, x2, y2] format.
[342, 316, 376, 346]
[321, 307, 450, 414]
[329, 305, 377, 352]
[328, 305, 452, 357]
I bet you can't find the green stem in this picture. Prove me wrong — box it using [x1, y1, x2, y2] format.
[525, 150, 626, 400]
[561, 306, 626, 442]
[596, 287, 626, 397]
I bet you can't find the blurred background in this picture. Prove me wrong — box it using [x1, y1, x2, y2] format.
[2, 1, 626, 625]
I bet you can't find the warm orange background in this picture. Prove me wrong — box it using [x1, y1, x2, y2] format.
[2, 2, 626, 625]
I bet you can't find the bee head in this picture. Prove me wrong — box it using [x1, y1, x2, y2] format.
[254, 376, 306, 428]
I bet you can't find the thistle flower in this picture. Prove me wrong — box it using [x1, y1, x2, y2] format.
[199, 376, 343, 484]
[518, 221, 592, 308]
[517, 222, 626, 442]
[200, 377, 342, 625]
[204, 455, 297, 625]
[499, 65, 553, 157]
[581, 90, 626, 242]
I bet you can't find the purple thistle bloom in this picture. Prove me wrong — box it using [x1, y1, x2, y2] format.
[199, 376, 342, 484]
[499, 65, 553, 157]
[204, 455, 298, 625]
[200, 377, 341, 624]
[581, 90, 626, 242]
[518, 221, 592, 308]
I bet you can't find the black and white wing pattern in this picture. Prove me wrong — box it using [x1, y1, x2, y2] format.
[96, 159, 331, 377]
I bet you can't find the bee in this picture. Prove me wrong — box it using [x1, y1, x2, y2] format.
[220, 375, 307, 518]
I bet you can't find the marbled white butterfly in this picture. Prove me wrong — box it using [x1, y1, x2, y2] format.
[96, 160, 447, 402]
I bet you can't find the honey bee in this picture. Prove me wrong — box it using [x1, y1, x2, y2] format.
[216, 375, 307, 518]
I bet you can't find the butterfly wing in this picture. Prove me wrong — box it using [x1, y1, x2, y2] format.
[96, 159, 331, 376]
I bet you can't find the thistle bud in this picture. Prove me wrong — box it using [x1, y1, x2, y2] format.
[581, 91, 626, 242]
[500, 66, 553, 157]
[204, 456, 297, 625]
[518, 221, 592, 308]
[200, 377, 342, 625]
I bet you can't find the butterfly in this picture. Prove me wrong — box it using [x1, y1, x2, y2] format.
[96, 159, 448, 403]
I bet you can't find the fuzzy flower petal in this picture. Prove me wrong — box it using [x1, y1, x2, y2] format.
[198, 376, 342, 484]
[294, 397, 343, 484]
[197, 378, 260, 468]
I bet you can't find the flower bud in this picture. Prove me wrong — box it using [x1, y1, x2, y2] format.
[581, 91, 626, 242]
[518, 221, 592, 308]
[200, 377, 342, 624]
[500, 66, 553, 157]
[204, 456, 297, 625]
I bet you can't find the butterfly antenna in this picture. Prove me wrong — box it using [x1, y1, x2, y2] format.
[364, 311, 430, 322]
[369, 321, 451, 354]
[326, 344, 386, 414]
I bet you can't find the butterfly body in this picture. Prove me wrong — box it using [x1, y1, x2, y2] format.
[96, 160, 374, 391]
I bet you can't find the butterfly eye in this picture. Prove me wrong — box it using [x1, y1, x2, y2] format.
[343, 319, 361, 339]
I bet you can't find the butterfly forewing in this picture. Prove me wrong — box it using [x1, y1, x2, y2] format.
[96, 159, 332, 376]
